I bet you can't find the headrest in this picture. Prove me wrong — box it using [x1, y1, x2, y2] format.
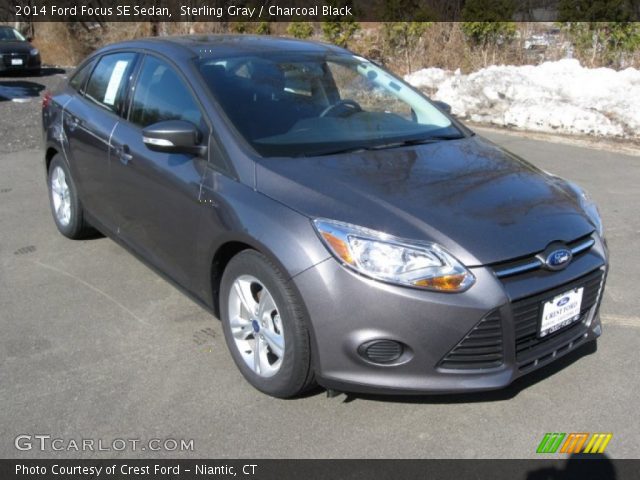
[200, 64, 228, 87]
[249, 61, 285, 93]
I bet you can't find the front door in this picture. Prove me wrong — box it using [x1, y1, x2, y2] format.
[109, 54, 210, 289]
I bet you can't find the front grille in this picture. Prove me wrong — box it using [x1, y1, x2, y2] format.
[513, 268, 604, 364]
[438, 310, 503, 370]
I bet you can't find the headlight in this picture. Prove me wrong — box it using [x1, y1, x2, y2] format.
[545, 172, 604, 238]
[579, 191, 604, 238]
[30, 48, 39, 56]
[565, 181, 604, 238]
[313, 219, 475, 292]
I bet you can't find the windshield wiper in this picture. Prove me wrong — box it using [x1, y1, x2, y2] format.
[355, 134, 464, 152]
[392, 134, 465, 146]
[297, 134, 465, 157]
[298, 145, 377, 157]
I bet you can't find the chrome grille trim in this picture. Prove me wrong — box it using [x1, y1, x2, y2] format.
[494, 259, 542, 278]
[493, 234, 596, 279]
[570, 238, 595, 255]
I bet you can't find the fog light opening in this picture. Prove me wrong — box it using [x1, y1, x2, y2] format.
[357, 340, 405, 365]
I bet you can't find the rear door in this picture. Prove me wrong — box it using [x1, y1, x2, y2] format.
[109, 54, 210, 288]
[63, 52, 138, 228]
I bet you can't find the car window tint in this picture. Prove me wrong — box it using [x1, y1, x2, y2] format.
[69, 59, 96, 94]
[0, 27, 25, 41]
[130, 56, 203, 129]
[327, 62, 413, 120]
[85, 52, 137, 114]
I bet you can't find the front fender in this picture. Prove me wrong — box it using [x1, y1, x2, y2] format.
[194, 167, 331, 307]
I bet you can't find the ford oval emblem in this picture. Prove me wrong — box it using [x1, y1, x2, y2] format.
[545, 248, 572, 270]
[557, 296, 570, 307]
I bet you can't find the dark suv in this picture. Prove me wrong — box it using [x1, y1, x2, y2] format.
[42, 36, 607, 398]
[0, 26, 41, 74]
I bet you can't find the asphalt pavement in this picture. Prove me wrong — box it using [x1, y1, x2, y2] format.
[0, 73, 639, 459]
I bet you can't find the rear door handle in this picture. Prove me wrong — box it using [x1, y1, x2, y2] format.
[116, 144, 133, 165]
[66, 115, 81, 131]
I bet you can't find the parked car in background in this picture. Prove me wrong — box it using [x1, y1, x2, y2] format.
[42, 36, 608, 398]
[0, 26, 41, 74]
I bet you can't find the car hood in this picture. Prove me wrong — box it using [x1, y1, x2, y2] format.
[0, 41, 31, 54]
[256, 135, 595, 266]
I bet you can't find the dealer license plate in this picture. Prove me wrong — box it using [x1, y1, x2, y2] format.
[11, 58, 23, 65]
[539, 287, 584, 338]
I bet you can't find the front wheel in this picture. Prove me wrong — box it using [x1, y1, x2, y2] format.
[220, 250, 315, 398]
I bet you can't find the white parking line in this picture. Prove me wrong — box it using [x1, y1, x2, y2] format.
[29, 258, 150, 326]
[601, 314, 640, 328]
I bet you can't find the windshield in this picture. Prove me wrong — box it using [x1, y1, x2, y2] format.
[198, 52, 463, 157]
[0, 27, 26, 41]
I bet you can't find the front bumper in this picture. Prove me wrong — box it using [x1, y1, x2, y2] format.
[293, 235, 607, 395]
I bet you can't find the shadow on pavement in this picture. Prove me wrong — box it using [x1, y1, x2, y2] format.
[0, 80, 45, 101]
[527, 453, 616, 480]
[40, 66, 67, 76]
[0, 66, 66, 78]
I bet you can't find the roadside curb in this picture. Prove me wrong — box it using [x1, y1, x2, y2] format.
[472, 124, 640, 157]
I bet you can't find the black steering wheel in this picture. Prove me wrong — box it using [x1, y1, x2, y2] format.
[320, 99, 363, 118]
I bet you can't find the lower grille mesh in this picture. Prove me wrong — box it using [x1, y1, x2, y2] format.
[513, 268, 604, 363]
[363, 340, 403, 364]
[438, 311, 503, 370]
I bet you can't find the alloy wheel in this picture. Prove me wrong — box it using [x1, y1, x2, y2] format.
[227, 275, 285, 377]
[50, 165, 71, 226]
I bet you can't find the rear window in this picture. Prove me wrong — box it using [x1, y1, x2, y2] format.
[85, 52, 137, 114]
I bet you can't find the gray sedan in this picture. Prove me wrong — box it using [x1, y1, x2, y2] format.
[42, 35, 608, 397]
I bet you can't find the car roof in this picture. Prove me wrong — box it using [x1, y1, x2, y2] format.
[97, 35, 348, 59]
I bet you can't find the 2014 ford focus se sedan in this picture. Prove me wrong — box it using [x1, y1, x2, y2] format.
[42, 35, 608, 398]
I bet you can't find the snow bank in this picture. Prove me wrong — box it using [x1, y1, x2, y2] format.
[405, 59, 640, 139]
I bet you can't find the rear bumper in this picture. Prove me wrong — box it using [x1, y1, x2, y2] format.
[293, 235, 607, 395]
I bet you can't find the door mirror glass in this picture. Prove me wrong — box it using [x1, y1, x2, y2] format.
[142, 120, 206, 155]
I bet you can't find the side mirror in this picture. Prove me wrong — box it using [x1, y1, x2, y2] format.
[432, 100, 452, 114]
[142, 120, 207, 156]
[26, 36, 33, 42]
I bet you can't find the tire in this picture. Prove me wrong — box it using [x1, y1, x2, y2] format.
[220, 250, 316, 398]
[47, 154, 93, 239]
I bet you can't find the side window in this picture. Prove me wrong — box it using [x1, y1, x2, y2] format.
[69, 59, 96, 94]
[129, 56, 203, 129]
[84, 52, 137, 114]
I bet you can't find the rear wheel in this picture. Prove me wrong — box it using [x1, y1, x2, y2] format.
[220, 250, 315, 398]
[47, 154, 93, 239]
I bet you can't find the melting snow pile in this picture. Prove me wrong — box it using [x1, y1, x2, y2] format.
[405, 59, 640, 139]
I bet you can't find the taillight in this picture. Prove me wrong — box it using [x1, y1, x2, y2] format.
[42, 91, 52, 109]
